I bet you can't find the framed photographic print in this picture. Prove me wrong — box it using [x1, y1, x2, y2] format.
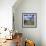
[22, 13, 37, 28]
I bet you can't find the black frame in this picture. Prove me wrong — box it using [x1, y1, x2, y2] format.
[22, 13, 37, 28]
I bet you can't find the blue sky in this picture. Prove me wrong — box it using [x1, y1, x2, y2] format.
[24, 15, 34, 20]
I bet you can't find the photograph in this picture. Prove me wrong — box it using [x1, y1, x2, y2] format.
[22, 13, 37, 28]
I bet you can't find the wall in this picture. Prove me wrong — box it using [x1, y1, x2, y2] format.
[41, 0, 46, 46]
[0, 0, 16, 30]
[13, 0, 42, 46]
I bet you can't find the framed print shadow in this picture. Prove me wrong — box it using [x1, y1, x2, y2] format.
[22, 13, 37, 28]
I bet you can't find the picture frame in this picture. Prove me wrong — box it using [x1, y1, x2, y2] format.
[22, 13, 37, 28]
